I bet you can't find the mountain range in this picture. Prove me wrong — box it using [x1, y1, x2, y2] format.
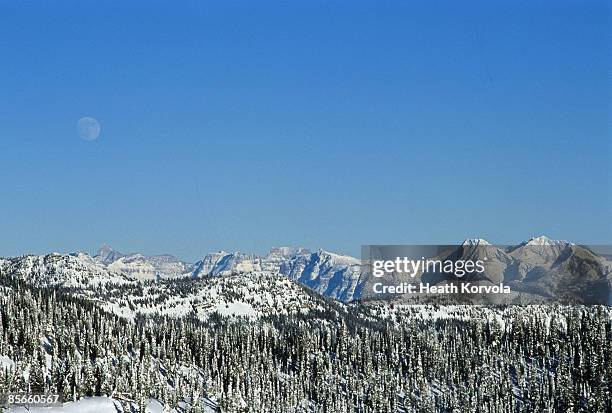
[364, 236, 612, 305]
[1, 236, 610, 311]
[92, 244, 362, 301]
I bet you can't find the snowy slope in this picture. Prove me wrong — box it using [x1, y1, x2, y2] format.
[98, 271, 345, 321]
[0, 252, 345, 321]
[0, 253, 131, 288]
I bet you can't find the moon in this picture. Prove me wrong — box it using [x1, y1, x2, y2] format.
[77, 117, 101, 141]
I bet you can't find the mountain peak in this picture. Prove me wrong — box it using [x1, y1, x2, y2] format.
[525, 235, 568, 246]
[95, 244, 125, 265]
[461, 238, 491, 246]
[313, 249, 360, 266]
[97, 244, 117, 255]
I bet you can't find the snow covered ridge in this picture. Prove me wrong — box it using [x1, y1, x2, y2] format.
[99, 245, 363, 302]
[0, 253, 132, 288]
[1, 236, 608, 305]
[97, 271, 347, 321]
[461, 238, 491, 246]
[524, 235, 571, 246]
[93, 245, 194, 280]
[0, 253, 349, 321]
[361, 238, 612, 305]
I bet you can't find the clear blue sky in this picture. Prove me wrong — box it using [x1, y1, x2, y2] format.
[1, 1, 610, 261]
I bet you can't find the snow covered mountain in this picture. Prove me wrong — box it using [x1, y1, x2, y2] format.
[277, 249, 362, 302]
[0, 245, 364, 304]
[365, 236, 611, 305]
[95, 244, 126, 265]
[94, 245, 193, 280]
[0, 252, 131, 288]
[191, 251, 262, 277]
[0, 251, 349, 322]
[1, 236, 609, 306]
[191, 248, 363, 302]
[0, 237, 609, 413]
[98, 271, 349, 321]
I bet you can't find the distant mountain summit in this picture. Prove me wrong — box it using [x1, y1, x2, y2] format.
[363, 236, 611, 305]
[277, 249, 361, 302]
[523, 235, 570, 246]
[461, 238, 491, 246]
[192, 251, 260, 278]
[96, 244, 125, 265]
[190, 248, 362, 301]
[93, 245, 193, 280]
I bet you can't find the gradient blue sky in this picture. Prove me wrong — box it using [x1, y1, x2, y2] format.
[1, 1, 610, 261]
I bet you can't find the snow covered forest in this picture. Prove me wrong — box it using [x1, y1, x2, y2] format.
[0, 274, 610, 412]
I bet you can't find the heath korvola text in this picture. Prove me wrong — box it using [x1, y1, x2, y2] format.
[371, 257, 511, 295]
